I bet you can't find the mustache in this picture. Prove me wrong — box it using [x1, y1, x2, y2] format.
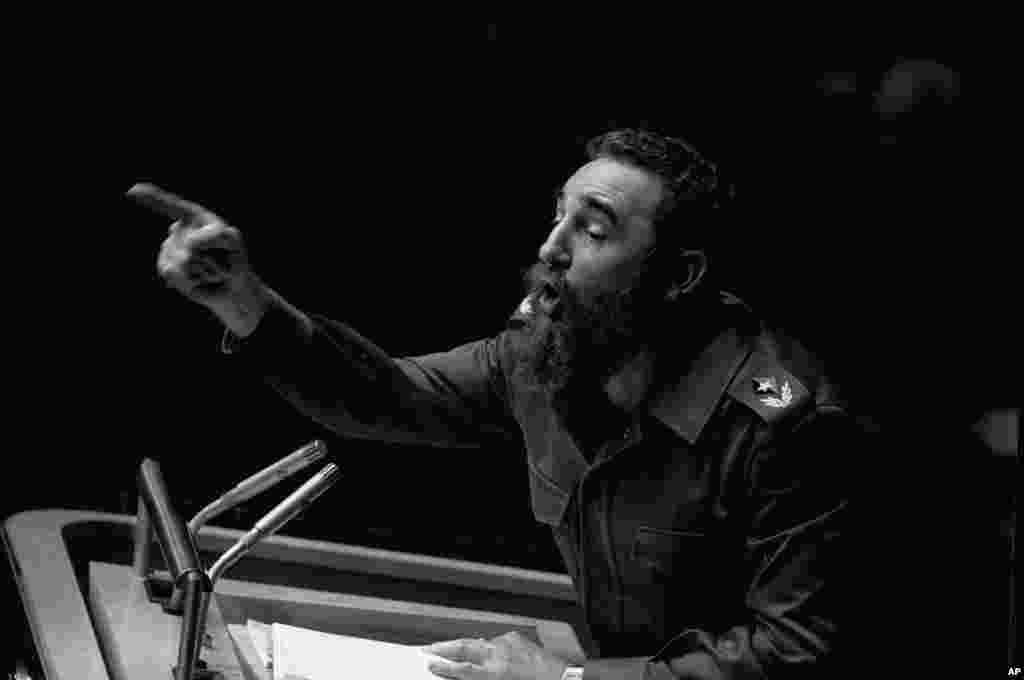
[521, 262, 566, 296]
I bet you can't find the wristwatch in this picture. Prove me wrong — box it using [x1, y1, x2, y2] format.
[561, 665, 584, 679]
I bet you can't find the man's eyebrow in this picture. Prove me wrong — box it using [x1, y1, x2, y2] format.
[552, 188, 622, 228]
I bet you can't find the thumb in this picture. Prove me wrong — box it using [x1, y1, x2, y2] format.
[420, 638, 488, 662]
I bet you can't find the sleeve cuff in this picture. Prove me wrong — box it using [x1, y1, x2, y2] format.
[576, 657, 654, 680]
[217, 288, 314, 356]
[220, 328, 243, 354]
[577, 652, 726, 679]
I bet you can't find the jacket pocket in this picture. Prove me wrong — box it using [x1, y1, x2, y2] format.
[632, 526, 709, 579]
[631, 526, 744, 630]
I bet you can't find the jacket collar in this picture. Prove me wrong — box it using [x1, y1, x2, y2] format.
[645, 295, 756, 444]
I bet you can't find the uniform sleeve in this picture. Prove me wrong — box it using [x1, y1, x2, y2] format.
[222, 289, 522, 448]
[580, 404, 860, 679]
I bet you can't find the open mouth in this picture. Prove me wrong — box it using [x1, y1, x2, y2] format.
[537, 282, 561, 315]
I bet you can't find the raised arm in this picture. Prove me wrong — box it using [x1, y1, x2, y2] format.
[129, 184, 522, 450]
[223, 294, 522, 448]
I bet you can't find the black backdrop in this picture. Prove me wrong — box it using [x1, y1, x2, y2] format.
[1, 24, 1017, 673]
[4, 30, 1015, 654]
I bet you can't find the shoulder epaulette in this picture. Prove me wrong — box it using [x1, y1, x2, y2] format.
[727, 348, 812, 424]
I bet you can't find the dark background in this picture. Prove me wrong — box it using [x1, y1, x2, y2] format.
[3, 22, 1017, 670]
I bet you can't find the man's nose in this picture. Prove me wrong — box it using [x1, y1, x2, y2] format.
[538, 221, 571, 271]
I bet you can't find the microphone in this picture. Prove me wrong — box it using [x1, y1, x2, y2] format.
[188, 440, 327, 536]
[207, 462, 341, 583]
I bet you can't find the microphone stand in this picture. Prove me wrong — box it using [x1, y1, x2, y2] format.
[134, 458, 212, 680]
[164, 440, 326, 614]
[188, 440, 326, 537]
[132, 445, 339, 680]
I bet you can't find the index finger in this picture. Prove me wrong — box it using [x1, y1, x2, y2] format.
[126, 183, 215, 222]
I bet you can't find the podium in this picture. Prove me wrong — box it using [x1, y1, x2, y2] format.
[3, 509, 586, 679]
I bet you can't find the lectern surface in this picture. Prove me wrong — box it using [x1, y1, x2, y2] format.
[4, 510, 584, 680]
[91, 562, 584, 680]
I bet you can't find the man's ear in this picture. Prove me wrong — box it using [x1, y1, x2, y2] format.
[665, 249, 708, 302]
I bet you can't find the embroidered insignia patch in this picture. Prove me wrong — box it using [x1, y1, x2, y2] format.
[730, 351, 809, 422]
[753, 376, 793, 408]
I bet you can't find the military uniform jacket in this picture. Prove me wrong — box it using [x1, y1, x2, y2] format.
[224, 290, 861, 679]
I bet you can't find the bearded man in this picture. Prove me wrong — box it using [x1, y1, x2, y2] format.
[130, 128, 863, 679]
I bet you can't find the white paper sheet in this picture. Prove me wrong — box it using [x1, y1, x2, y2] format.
[271, 622, 449, 680]
[247, 619, 273, 670]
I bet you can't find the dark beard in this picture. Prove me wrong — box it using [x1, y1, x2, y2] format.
[510, 261, 666, 409]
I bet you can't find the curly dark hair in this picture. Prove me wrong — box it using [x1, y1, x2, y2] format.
[584, 128, 735, 252]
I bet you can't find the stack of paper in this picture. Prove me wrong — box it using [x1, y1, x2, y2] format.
[247, 620, 273, 671]
[227, 620, 450, 680]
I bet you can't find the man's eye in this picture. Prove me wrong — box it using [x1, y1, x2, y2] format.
[552, 212, 607, 241]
